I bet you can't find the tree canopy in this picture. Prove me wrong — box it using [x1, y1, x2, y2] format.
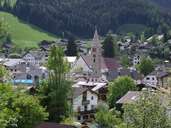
[3, 0, 170, 37]
[123, 90, 171, 128]
[38, 45, 71, 122]
[66, 38, 77, 56]
[0, 84, 48, 128]
[95, 102, 126, 128]
[102, 35, 116, 58]
[108, 76, 137, 108]
[137, 57, 154, 76]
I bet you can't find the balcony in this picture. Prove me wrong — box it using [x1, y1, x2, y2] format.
[82, 100, 90, 105]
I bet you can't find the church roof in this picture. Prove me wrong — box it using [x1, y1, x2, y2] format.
[81, 55, 121, 71]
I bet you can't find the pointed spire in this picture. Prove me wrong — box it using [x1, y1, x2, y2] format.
[93, 27, 100, 46]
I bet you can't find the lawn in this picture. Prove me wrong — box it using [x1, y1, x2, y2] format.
[0, 11, 57, 48]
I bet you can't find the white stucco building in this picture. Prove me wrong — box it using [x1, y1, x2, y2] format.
[72, 87, 98, 122]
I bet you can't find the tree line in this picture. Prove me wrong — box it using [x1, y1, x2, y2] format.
[1, 0, 171, 37]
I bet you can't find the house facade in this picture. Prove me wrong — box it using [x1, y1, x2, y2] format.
[72, 87, 98, 122]
[23, 51, 48, 66]
[3, 58, 48, 85]
[133, 55, 141, 66]
[142, 70, 170, 88]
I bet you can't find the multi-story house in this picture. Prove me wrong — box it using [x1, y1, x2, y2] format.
[72, 87, 98, 122]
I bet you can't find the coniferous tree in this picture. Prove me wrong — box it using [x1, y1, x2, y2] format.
[66, 37, 77, 56]
[102, 35, 116, 58]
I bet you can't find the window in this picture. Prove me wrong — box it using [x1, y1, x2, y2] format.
[42, 73, 46, 79]
[91, 96, 94, 100]
[83, 115, 88, 119]
[27, 74, 32, 80]
[84, 105, 87, 111]
[92, 48, 96, 52]
[77, 116, 81, 120]
[93, 58, 96, 63]
[91, 105, 94, 110]
[83, 92, 87, 101]
[152, 77, 155, 80]
[27, 63, 29, 67]
[77, 106, 81, 112]
[146, 77, 150, 80]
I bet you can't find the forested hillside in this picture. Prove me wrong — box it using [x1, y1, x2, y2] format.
[1, 0, 171, 37]
[150, 0, 171, 10]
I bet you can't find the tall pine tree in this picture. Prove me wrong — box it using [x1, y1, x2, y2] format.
[66, 37, 77, 56]
[102, 35, 115, 58]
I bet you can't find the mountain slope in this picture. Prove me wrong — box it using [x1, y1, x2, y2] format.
[0, 11, 57, 48]
[150, 0, 171, 10]
[2, 0, 171, 37]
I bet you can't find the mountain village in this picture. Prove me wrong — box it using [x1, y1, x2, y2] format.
[0, 29, 171, 128]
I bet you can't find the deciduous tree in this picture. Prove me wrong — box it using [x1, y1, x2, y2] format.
[137, 57, 154, 76]
[95, 102, 126, 128]
[123, 90, 171, 128]
[0, 84, 48, 128]
[39, 45, 71, 122]
[108, 76, 137, 108]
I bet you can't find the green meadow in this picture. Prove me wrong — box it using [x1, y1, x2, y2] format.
[0, 11, 57, 48]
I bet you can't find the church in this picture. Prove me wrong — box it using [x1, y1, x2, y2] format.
[72, 29, 121, 82]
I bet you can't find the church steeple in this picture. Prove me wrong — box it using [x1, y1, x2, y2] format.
[90, 28, 102, 81]
[92, 28, 101, 47]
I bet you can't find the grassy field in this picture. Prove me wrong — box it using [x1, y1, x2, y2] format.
[0, 11, 57, 48]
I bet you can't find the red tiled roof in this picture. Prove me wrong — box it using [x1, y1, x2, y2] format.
[81, 55, 120, 70]
[36, 123, 76, 128]
[103, 57, 120, 70]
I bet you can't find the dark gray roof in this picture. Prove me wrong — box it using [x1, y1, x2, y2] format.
[24, 51, 46, 60]
[72, 87, 98, 99]
[149, 70, 169, 78]
[4, 59, 24, 67]
[118, 68, 142, 80]
[116, 91, 140, 104]
[72, 87, 88, 99]
[36, 123, 76, 128]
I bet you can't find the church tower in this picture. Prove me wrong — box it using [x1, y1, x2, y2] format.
[90, 28, 102, 81]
